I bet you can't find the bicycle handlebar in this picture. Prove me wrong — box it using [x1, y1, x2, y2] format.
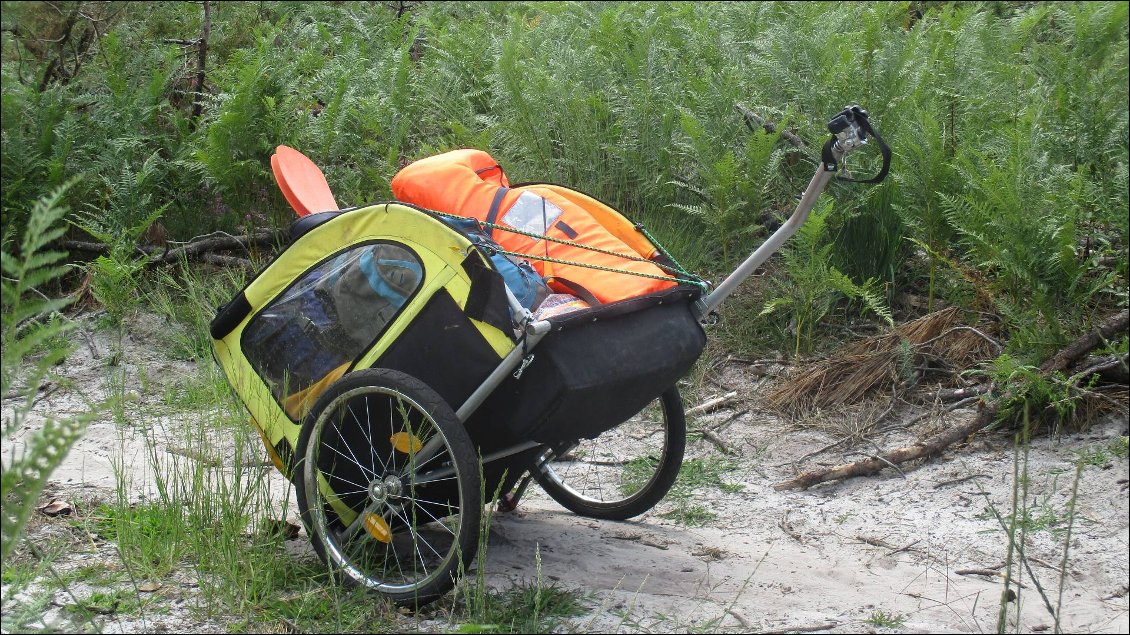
[822, 105, 891, 184]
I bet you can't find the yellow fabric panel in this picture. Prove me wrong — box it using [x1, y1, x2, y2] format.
[253, 420, 291, 477]
[214, 336, 300, 449]
[213, 203, 516, 453]
[244, 204, 472, 308]
[520, 184, 660, 260]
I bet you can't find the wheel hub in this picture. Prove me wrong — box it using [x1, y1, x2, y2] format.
[369, 475, 403, 504]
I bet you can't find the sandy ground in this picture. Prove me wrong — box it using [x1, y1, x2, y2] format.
[3, 312, 1128, 633]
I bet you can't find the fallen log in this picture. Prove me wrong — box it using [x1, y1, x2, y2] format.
[774, 309, 1129, 491]
[59, 229, 284, 266]
[1041, 309, 1128, 374]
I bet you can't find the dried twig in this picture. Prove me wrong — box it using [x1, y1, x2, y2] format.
[762, 622, 839, 634]
[687, 391, 738, 416]
[933, 473, 989, 489]
[725, 609, 753, 630]
[700, 429, 732, 455]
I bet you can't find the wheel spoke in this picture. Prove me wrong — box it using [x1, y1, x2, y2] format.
[360, 395, 389, 475]
[388, 505, 437, 576]
[332, 416, 377, 481]
[403, 500, 458, 537]
[534, 391, 682, 519]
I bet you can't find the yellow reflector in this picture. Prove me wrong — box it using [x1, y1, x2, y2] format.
[363, 513, 392, 543]
[390, 431, 422, 454]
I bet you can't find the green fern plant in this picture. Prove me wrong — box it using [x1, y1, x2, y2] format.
[760, 196, 893, 355]
[941, 122, 1117, 361]
[1, 182, 94, 561]
[71, 203, 165, 327]
[668, 109, 784, 267]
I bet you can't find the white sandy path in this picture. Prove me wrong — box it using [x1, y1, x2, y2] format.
[3, 313, 1128, 633]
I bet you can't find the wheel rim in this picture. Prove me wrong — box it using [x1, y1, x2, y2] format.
[537, 395, 672, 509]
[304, 385, 468, 594]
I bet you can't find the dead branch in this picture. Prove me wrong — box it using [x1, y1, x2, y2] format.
[1040, 309, 1128, 374]
[686, 391, 738, 416]
[154, 229, 278, 263]
[735, 103, 807, 148]
[199, 253, 252, 268]
[773, 309, 1130, 491]
[58, 229, 282, 266]
[1071, 353, 1129, 385]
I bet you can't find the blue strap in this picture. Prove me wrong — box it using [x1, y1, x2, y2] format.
[485, 186, 510, 241]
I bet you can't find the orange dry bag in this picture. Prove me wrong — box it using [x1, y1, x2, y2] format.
[391, 149, 676, 304]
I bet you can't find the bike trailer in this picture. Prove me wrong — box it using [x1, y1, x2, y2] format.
[210, 201, 704, 476]
[207, 105, 888, 607]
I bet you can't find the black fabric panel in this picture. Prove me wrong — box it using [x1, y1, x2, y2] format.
[545, 285, 702, 330]
[274, 437, 296, 479]
[210, 291, 251, 340]
[288, 211, 342, 242]
[555, 220, 578, 239]
[467, 297, 706, 446]
[375, 289, 502, 412]
[460, 249, 514, 336]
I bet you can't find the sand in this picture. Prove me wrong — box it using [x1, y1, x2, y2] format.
[3, 312, 1127, 633]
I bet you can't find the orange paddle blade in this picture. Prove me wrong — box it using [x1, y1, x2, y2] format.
[271, 145, 338, 217]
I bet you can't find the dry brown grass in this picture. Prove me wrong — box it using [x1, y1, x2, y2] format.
[764, 308, 1000, 417]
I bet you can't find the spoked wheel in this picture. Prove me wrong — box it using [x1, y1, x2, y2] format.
[296, 369, 481, 606]
[532, 386, 686, 520]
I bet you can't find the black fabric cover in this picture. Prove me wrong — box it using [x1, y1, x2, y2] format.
[210, 291, 251, 340]
[375, 289, 502, 414]
[460, 249, 515, 336]
[467, 288, 705, 446]
[288, 211, 342, 242]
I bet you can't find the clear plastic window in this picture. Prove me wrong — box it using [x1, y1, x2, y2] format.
[242, 242, 424, 419]
[501, 191, 563, 235]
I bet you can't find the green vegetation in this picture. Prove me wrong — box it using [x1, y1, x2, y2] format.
[865, 609, 906, 628]
[1, 1, 1124, 360]
[655, 456, 741, 526]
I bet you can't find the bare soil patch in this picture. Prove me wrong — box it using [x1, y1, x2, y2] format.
[3, 313, 1128, 633]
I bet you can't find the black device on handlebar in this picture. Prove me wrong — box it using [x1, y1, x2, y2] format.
[821, 105, 891, 184]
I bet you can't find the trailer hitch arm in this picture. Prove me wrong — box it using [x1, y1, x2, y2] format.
[694, 105, 888, 320]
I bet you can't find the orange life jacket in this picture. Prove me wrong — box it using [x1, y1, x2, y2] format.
[391, 149, 676, 304]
